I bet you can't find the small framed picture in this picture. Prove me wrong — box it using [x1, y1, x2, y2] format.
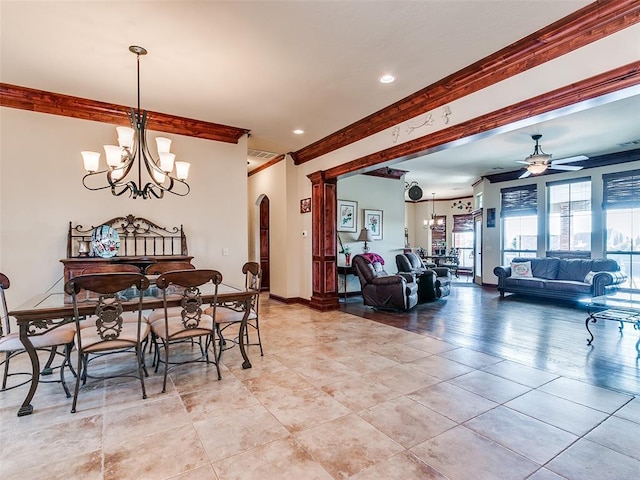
[337, 199, 358, 232]
[300, 197, 311, 214]
[487, 208, 496, 228]
[364, 209, 383, 240]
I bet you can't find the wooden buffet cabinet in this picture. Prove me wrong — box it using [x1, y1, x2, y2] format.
[61, 215, 193, 288]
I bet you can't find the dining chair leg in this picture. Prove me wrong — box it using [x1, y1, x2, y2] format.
[254, 318, 264, 356]
[59, 343, 72, 398]
[41, 347, 57, 375]
[71, 350, 83, 413]
[135, 345, 147, 399]
[210, 333, 221, 380]
[1, 352, 10, 389]
[81, 354, 89, 385]
[162, 339, 169, 393]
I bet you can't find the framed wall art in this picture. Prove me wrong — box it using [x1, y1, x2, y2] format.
[487, 208, 496, 228]
[364, 209, 383, 240]
[337, 200, 358, 232]
[300, 197, 311, 214]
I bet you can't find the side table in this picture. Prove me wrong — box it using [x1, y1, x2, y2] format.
[337, 265, 355, 301]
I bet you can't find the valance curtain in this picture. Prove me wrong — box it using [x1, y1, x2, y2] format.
[452, 214, 473, 232]
[603, 169, 640, 210]
[500, 184, 537, 218]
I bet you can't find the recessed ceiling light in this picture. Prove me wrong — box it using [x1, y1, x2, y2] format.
[293, 129, 304, 135]
[379, 74, 395, 84]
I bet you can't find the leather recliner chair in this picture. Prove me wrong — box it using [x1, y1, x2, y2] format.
[352, 254, 418, 311]
[396, 253, 451, 302]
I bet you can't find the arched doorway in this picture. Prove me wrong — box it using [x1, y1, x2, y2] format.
[259, 196, 270, 291]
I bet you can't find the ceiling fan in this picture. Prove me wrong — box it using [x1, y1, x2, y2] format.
[517, 134, 588, 179]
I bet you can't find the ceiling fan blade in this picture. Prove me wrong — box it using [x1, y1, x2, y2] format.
[518, 170, 532, 179]
[515, 160, 531, 165]
[549, 165, 583, 171]
[551, 155, 588, 165]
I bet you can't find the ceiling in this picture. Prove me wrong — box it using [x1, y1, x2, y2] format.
[2, 1, 638, 198]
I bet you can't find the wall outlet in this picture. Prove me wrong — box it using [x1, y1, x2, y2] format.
[222, 248, 230, 256]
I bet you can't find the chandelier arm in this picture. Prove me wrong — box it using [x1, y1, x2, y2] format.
[142, 178, 191, 197]
[82, 171, 119, 191]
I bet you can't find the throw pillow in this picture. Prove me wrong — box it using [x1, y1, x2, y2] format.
[511, 261, 533, 278]
[584, 271, 598, 284]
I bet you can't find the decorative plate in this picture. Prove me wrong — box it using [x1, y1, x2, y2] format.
[91, 225, 120, 258]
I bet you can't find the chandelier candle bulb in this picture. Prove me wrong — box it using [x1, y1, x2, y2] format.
[116, 127, 135, 149]
[104, 145, 124, 167]
[153, 169, 166, 183]
[110, 167, 125, 181]
[175, 161, 190, 180]
[159, 152, 176, 173]
[156, 137, 172, 154]
[81, 151, 100, 173]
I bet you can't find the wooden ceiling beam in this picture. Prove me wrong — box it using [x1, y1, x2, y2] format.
[0, 83, 249, 144]
[292, 1, 640, 165]
[322, 62, 640, 180]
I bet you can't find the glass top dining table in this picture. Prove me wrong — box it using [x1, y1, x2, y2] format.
[9, 281, 258, 416]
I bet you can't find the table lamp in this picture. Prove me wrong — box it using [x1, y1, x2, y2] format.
[357, 228, 374, 253]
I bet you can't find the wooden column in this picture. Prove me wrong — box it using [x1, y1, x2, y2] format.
[307, 171, 340, 311]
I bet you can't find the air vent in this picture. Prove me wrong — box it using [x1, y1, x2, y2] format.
[248, 149, 279, 160]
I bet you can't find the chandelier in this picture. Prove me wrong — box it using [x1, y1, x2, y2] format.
[81, 46, 190, 199]
[424, 193, 443, 229]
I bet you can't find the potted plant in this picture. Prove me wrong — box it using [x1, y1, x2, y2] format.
[338, 235, 352, 265]
[342, 245, 352, 265]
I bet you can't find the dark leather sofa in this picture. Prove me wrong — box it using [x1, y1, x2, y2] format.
[493, 257, 627, 300]
[352, 254, 418, 311]
[396, 252, 452, 302]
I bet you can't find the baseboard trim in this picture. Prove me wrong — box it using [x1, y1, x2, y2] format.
[268, 293, 310, 306]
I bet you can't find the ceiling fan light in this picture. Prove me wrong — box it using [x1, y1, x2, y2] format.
[527, 163, 548, 174]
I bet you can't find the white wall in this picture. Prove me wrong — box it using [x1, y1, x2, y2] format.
[247, 157, 293, 298]
[0, 108, 249, 306]
[337, 174, 405, 292]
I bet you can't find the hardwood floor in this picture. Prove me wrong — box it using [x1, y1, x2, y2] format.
[341, 281, 639, 396]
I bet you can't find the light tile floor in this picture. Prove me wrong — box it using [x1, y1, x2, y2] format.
[0, 300, 638, 479]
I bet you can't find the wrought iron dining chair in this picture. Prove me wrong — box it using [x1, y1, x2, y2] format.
[0, 272, 74, 396]
[65, 272, 150, 413]
[151, 269, 222, 393]
[81, 264, 147, 323]
[146, 262, 196, 324]
[206, 262, 263, 359]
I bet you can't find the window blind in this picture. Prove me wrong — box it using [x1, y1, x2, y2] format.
[500, 184, 537, 218]
[452, 214, 473, 232]
[603, 169, 640, 210]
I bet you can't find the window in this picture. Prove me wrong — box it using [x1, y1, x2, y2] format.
[547, 178, 591, 253]
[604, 170, 640, 290]
[452, 214, 473, 268]
[501, 184, 537, 264]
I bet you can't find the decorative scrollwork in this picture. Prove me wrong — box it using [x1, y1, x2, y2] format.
[180, 286, 203, 329]
[406, 113, 434, 135]
[68, 214, 187, 257]
[95, 295, 124, 341]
